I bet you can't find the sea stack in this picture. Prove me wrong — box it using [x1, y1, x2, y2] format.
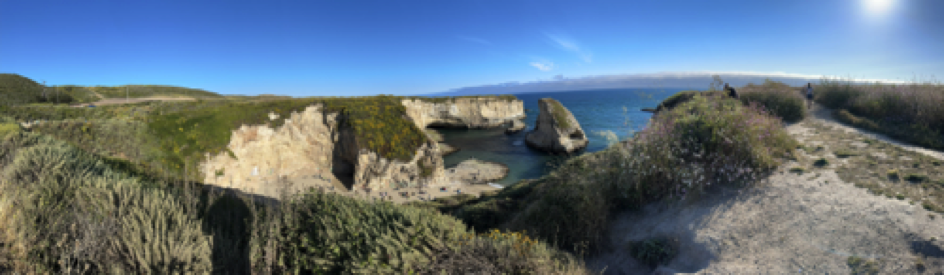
[525, 98, 588, 153]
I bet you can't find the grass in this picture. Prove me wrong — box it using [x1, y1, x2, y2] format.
[817, 78, 944, 150]
[89, 85, 222, 99]
[887, 169, 900, 180]
[847, 256, 880, 275]
[543, 98, 573, 129]
[738, 79, 807, 123]
[805, 120, 944, 215]
[834, 149, 857, 158]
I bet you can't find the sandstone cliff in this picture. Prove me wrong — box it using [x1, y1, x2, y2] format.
[401, 97, 526, 129]
[200, 104, 448, 199]
[505, 119, 526, 134]
[525, 98, 588, 153]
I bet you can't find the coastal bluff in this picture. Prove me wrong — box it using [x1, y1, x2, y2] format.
[525, 98, 588, 153]
[200, 96, 524, 199]
[401, 97, 525, 129]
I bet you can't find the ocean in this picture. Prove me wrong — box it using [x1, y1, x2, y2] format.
[435, 88, 685, 186]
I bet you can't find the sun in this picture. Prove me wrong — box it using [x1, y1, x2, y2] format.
[863, 0, 893, 15]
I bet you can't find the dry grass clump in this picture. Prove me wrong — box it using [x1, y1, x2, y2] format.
[818, 78, 944, 150]
[739, 79, 807, 123]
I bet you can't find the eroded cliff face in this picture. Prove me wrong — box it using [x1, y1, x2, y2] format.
[525, 98, 589, 153]
[401, 98, 526, 129]
[200, 104, 447, 199]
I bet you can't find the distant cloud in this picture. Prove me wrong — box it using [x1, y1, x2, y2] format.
[530, 61, 555, 71]
[543, 31, 593, 63]
[456, 35, 492, 46]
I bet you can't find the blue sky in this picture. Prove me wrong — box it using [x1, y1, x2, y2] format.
[2, 0, 942, 96]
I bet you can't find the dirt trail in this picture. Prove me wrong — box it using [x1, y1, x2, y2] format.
[587, 103, 944, 274]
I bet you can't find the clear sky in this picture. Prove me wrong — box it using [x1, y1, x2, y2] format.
[2, 0, 941, 96]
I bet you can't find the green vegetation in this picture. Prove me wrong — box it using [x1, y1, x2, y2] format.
[0, 132, 211, 273]
[0, 131, 589, 274]
[887, 169, 899, 180]
[147, 96, 430, 177]
[847, 256, 880, 275]
[739, 79, 807, 123]
[834, 149, 857, 158]
[817, 78, 944, 150]
[789, 167, 806, 174]
[0, 74, 45, 106]
[0, 74, 221, 107]
[0, 122, 20, 139]
[814, 158, 829, 167]
[904, 174, 928, 183]
[627, 237, 677, 268]
[545, 98, 573, 129]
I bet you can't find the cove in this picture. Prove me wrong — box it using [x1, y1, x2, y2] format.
[435, 88, 683, 187]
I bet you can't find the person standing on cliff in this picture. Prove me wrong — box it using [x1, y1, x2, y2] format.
[805, 82, 814, 109]
[724, 83, 739, 100]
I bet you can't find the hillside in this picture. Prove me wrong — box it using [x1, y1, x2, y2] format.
[0, 74, 45, 106]
[0, 74, 222, 106]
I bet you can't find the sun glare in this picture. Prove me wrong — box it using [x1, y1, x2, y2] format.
[863, 0, 893, 15]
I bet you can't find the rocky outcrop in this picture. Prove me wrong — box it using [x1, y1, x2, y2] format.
[401, 97, 526, 129]
[438, 143, 458, 156]
[505, 119, 525, 134]
[200, 104, 448, 199]
[525, 98, 588, 153]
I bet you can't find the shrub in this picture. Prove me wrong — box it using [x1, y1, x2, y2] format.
[887, 169, 900, 180]
[814, 158, 829, 167]
[0, 123, 20, 139]
[739, 79, 807, 123]
[628, 237, 678, 268]
[0, 132, 211, 273]
[619, 94, 797, 205]
[507, 177, 609, 255]
[834, 149, 857, 158]
[904, 174, 928, 183]
[847, 256, 880, 275]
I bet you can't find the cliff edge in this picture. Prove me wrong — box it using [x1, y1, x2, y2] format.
[401, 97, 525, 129]
[201, 104, 448, 199]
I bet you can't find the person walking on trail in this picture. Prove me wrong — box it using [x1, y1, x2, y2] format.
[804, 83, 814, 109]
[724, 83, 739, 100]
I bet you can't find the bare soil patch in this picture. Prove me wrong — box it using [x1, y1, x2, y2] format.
[587, 103, 944, 274]
[71, 96, 199, 107]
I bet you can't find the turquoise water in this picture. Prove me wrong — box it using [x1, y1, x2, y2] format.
[438, 88, 683, 186]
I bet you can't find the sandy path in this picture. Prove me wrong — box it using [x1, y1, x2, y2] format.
[72, 97, 198, 107]
[805, 103, 944, 161]
[587, 103, 944, 274]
